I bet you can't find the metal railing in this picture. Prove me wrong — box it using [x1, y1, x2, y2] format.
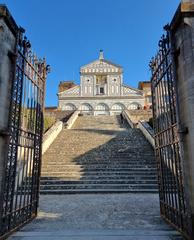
[0, 29, 49, 238]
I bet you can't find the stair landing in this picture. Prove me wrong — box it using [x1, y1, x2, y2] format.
[9, 194, 183, 239]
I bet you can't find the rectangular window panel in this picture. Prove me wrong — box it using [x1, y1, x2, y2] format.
[100, 87, 104, 94]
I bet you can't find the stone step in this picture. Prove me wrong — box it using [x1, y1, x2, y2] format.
[42, 159, 155, 163]
[43, 155, 155, 159]
[44, 144, 152, 147]
[44, 148, 154, 152]
[41, 172, 158, 177]
[44, 156, 154, 158]
[44, 151, 154, 154]
[21, 177, 158, 187]
[41, 115, 156, 193]
[41, 175, 158, 180]
[9, 229, 183, 239]
[39, 188, 158, 194]
[48, 144, 152, 148]
[43, 155, 155, 158]
[45, 141, 152, 145]
[40, 179, 158, 185]
[40, 183, 158, 190]
[42, 161, 155, 165]
[42, 163, 155, 167]
[42, 164, 156, 169]
[41, 168, 157, 173]
[42, 166, 157, 170]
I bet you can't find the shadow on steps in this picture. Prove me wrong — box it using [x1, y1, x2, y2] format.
[40, 116, 158, 194]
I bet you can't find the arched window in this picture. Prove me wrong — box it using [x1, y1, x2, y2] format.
[128, 103, 141, 110]
[79, 103, 93, 112]
[95, 103, 109, 111]
[62, 103, 76, 111]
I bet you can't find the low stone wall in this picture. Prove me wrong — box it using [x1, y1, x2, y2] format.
[122, 110, 154, 146]
[138, 121, 155, 147]
[42, 110, 80, 154]
[42, 121, 63, 154]
[122, 111, 136, 128]
[65, 110, 80, 129]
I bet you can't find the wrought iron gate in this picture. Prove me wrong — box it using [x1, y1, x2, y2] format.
[150, 27, 192, 239]
[0, 29, 48, 238]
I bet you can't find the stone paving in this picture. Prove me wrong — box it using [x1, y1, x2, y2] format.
[9, 194, 183, 240]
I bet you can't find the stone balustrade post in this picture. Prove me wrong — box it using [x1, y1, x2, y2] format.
[181, 0, 194, 11]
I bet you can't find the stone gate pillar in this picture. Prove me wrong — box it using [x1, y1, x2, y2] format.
[0, 5, 18, 228]
[171, 2, 194, 233]
[182, 0, 194, 11]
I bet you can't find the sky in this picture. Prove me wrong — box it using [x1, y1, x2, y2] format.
[2, 0, 180, 106]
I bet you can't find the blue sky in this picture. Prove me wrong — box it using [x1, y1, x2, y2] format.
[3, 0, 180, 106]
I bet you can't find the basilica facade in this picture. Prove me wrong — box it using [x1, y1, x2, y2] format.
[58, 51, 151, 115]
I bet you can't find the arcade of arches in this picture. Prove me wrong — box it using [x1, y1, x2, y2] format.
[61, 101, 142, 115]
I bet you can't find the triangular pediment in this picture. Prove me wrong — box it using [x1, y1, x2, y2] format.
[80, 59, 123, 74]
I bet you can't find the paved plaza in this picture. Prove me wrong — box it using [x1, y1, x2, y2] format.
[9, 194, 183, 240]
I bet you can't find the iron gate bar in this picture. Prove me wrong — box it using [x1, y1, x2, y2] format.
[150, 27, 193, 239]
[0, 27, 48, 239]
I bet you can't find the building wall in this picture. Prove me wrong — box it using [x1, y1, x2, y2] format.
[59, 97, 145, 115]
[59, 52, 149, 115]
[80, 74, 123, 97]
[108, 75, 122, 96]
[80, 75, 94, 97]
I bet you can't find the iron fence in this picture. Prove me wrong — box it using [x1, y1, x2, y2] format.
[0, 28, 48, 238]
[150, 27, 192, 239]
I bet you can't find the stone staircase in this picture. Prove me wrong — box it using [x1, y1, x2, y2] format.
[40, 115, 158, 194]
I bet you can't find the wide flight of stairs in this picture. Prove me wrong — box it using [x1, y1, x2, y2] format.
[40, 115, 158, 194]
